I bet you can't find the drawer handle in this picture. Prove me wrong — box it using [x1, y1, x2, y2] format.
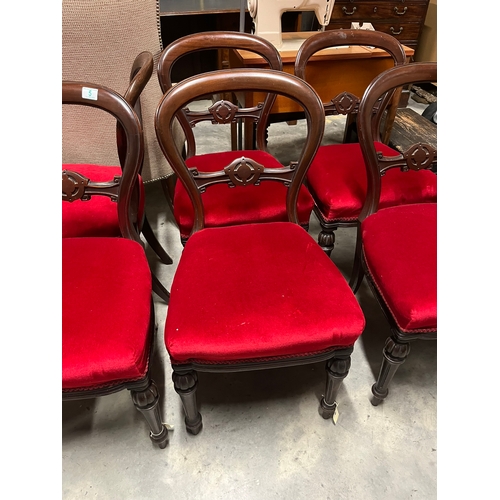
[342, 6, 357, 15]
[394, 6, 408, 15]
[390, 26, 404, 35]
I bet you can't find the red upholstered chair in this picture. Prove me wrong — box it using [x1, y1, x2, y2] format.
[62, 52, 171, 302]
[157, 31, 315, 245]
[155, 68, 366, 435]
[349, 62, 437, 406]
[294, 30, 437, 256]
[62, 81, 169, 448]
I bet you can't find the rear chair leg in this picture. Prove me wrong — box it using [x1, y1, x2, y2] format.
[131, 380, 169, 449]
[172, 370, 203, 435]
[320, 351, 352, 419]
[142, 215, 173, 265]
[371, 335, 411, 406]
[349, 226, 365, 293]
[152, 275, 170, 304]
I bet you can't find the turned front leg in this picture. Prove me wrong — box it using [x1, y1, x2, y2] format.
[172, 370, 203, 435]
[371, 335, 411, 406]
[131, 380, 169, 449]
[320, 352, 352, 419]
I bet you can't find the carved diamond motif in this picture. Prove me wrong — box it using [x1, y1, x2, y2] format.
[404, 143, 436, 171]
[62, 170, 89, 202]
[208, 100, 238, 124]
[332, 92, 359, 114]
[224, 157, 265, 187]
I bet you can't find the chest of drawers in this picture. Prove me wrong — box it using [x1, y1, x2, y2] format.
[326, 0, 430, 55]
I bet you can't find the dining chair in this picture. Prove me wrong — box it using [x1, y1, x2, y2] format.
[62, 52, 170, 302]
[157, 31, 315, 245]
[294, 29, 437, 256]
[350, 62, 437, 405]
[62, 81, 169, 448]
[155, 68, 366, 435]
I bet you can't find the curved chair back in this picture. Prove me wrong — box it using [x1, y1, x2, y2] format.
[157, 31, 283, 155]
[155, 68, 325, 236]
[357, 62, 438, 220]
[295, 29, 407, 142]
[62, 81, 143, 242]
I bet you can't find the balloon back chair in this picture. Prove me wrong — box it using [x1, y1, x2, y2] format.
[350, 62, 437, 406]
[62, 81, 169, 448]
[155, 68, 366, 435]
[294, 29, 437, 256]
[62, 52, 170, 302]
[157, 31, 315, 245]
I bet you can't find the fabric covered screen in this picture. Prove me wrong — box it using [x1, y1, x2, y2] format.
[62, 0, 185, 182]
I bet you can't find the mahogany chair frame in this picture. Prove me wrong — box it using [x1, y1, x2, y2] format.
[155, 68, 360, 435]
[62, 81, 169, 448]
[121, 51, 174, 269]
[349, 62, 437, 406]
[156, 31, 283, 216]
[63, 52, 171, 302]
[294, 29, 407, 255]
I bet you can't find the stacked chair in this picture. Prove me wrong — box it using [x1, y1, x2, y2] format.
[154, 67, 366, 435]
[350, 62, 438, 405]
[294, 29, 437, 256]
[62, 81, 169, 448]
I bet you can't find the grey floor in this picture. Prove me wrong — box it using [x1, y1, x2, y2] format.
[62, 96, 437, 499]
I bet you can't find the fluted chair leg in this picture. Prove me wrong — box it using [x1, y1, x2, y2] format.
[320, 350, 352, 419]
[172, 370, 203, 435]
[371, 335, 411, 406]
[131, 380, 169, 449]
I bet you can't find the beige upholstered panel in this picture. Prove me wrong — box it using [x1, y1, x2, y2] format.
[62, 0, 184, 182]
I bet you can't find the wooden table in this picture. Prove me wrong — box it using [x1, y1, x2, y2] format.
[388, 107, 437, 172]
[228, 32, 414, 149]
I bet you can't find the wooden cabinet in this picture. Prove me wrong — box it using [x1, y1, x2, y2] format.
[326, 0, 430, 56]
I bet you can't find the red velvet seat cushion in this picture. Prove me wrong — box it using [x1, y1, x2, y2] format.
[174, 151, 314, 239]
[306, 143, 437, 222]
[62, 164, 145, 238]
[165, 222, 365, 363]
[361, 203, 437, 332]
[62, 237, 152, 390]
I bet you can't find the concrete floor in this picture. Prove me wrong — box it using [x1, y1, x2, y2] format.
[62, 100, 437, 499]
